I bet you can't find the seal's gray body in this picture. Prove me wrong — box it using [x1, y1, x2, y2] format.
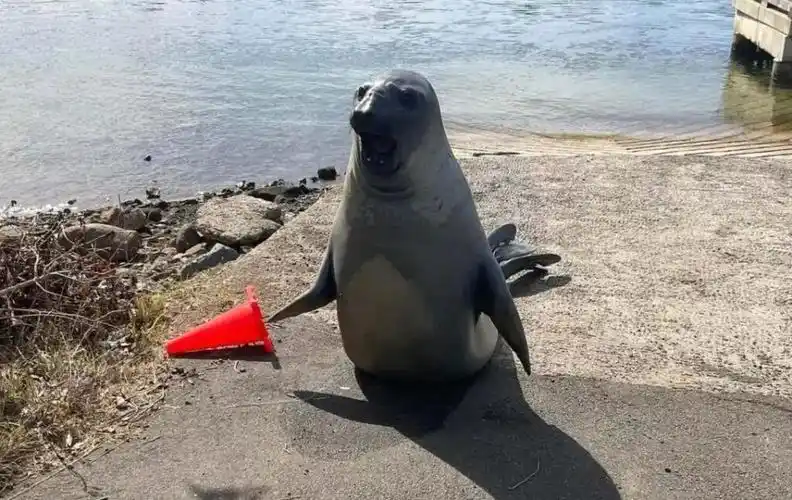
[269, 70, 560, 382]
[331, 154, 501, 380]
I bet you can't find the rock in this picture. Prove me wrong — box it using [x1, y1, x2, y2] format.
[152, 200, 170, 210]
[237, 180, 256, 191]
[249, 186, 285, 201]
[179, 243, 239, 279]
[172, 198, 198, 207]
[218, 187, 237, 198]
[80, 208, 100, 217]
[249, 184, 312, 202]
[0, 225, 22, 245]
[145, 186, 161, 199]
[310, 176, 319, 182]
[147, 256, 171, 274]
[299, 178, 307, 185]
[100, 207, 148, 231]
[195, 195, 282, 246]
[160, 246, 178, 257]
[183, 243, 206, 258]
[143, 155, 152, 162]
[317, 166, 338, 181]
[143, 207, 162, 222]
[86, 213, 103, 224]
[173, 224, 202, 253]
[121, 198, 143, 208]
[249, 186, 284, 202]
[58, 223, 142, 262]
[289, 185, 314, 196]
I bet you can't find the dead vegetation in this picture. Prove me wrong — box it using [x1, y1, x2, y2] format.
[0, 214, 169, 495]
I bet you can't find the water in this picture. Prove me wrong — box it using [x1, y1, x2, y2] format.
[1, 0, 789, 209]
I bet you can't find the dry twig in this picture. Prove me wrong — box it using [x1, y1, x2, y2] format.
[4, 443, 103, 500]
[0, 214, 163, 494]
[508, 458, 541, 490]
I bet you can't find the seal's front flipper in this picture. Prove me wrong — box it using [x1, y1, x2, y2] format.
[268, 242, 337, 323]
[475, 257, 531, 376]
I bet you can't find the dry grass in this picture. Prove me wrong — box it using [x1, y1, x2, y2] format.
[0, 214, 170, 495]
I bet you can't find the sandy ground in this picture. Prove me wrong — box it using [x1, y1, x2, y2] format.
[446, 123, 792, 158]
[466, 153, 792, 398]
[9, 148, 792, 499]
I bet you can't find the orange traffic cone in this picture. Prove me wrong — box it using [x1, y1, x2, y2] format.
[166, 286, 274, 356]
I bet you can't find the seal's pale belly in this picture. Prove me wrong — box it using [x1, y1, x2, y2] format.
[335, 254, 498, 380]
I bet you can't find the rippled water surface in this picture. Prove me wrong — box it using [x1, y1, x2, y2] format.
[1, 0, 788, 207]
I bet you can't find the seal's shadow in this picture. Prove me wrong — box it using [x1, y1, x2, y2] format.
[293, 339, 620, 499]
[511, 274, 572, 298]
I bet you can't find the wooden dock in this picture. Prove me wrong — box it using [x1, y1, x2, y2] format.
[732, 0, 792, 82]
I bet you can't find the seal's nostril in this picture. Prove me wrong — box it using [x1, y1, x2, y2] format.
[349, 109, 368, 132]
[356, 84, 371, 101]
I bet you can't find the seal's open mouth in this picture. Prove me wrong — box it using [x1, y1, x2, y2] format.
[358, 132, 399, 175]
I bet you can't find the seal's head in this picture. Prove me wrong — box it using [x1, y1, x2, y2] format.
[348, 69, 450, 194]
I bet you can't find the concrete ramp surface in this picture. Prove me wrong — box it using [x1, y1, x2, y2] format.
[17, 317, 792, 500]
[14, 154, 792, 500]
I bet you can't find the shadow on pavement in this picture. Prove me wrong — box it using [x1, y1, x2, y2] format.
[511, 273, 572, 298]
[187, 484, 270, 500]
[168, 345, 282, 368]
[293, 339, 621, 500]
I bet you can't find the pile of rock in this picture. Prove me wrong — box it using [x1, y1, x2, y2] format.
[2, 174, 335, 295]
[178, 194, 282, 279]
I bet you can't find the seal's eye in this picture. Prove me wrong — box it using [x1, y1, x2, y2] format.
[356, 84, 371, 101]
[398, 87, 419, 109]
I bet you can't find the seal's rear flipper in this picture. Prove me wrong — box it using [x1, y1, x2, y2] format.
[474, 257, 532, 376]
[487, 223, 517, 250]
[488, 224, 561, 282]
[507, 267, 549, 296]
[494, 241, 560, 264]
[268, 242, 337, 323]
[499, 252, 562, 279]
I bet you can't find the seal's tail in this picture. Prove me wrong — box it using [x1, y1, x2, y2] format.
[487, 223, 562, 294]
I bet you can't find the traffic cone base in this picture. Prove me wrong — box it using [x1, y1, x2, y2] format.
[166, 286, 274, 356]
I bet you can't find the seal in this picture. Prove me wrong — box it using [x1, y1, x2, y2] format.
[268, 69, 561, 382]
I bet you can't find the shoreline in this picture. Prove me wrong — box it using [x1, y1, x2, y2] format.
[0, 169, 341, 292]
[0, 166, 343, 220]
[4, 121, 792, 216]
